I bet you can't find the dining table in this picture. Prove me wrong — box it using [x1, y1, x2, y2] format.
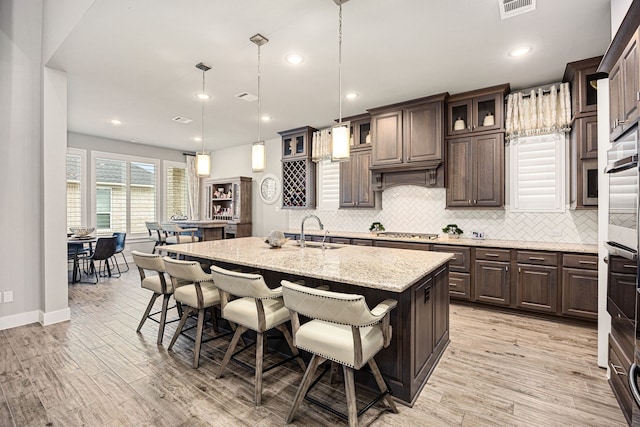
[67, 236, 98, 283]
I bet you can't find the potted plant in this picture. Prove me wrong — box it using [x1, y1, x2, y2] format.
[369, 222, 385, 234]
[442, 224, 463, 239]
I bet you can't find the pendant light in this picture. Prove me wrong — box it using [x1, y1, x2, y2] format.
[195, 62, 211, 177]
[250, 33, 269, 172]
[331, 0, 350, 162]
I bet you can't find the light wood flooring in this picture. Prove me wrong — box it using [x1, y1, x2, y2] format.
[0, 268, 627, 426]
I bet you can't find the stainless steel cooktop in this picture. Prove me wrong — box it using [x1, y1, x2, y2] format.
[376, 231, 439, 240]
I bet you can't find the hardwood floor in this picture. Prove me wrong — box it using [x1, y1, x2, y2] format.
[0, 268, 627, 426]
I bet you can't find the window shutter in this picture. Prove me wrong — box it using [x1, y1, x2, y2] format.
[66, 153, 82, 229]
[166, 165, 188, 219]
[317, 159, 340, 210]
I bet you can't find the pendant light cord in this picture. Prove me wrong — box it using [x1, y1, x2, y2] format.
[338, 0, 343, 124]
[201, 69, 205, 155]
[258, 42, 262, 142]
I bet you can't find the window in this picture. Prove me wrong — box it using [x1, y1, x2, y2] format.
[509, 133, 566, 212]
[316, 159, 339, 210]
[92, 152, 159, 236]
[164, 161, 188, 219]
[66, 149, 86, 229]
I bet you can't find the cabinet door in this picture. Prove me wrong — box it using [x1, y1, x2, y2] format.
[579, 116, 599, 159]
[355, 150, 374, 207]
[473, 92, 503, 133]
[447, 99, 472, 137]
[339, 157, 355, 207]
[433, 266, 449, 350]
[448, 272, 470, 300]
[371, 110, 403, 166]
[622, 33, 639, 131]
[446, 137, 473, 207]
[609, 60, 624, 139]
[474, 260, 510, 306]
[473, 133, 504, 207]
[516, 264, 558, 313]
[562, 267, 597, 320]
[404, 101, 443, 163]
[414, 277, 434, 375]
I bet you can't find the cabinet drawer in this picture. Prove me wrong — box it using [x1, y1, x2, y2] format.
[610, 256, 637, 274]
[374, 241, 430, 251]
[330, 237, 351, 245]
[475, 248, 510, 262]
[608, 334, 633, 425]
[351, 239, 373, 246]
[563, 254, 598, 270]
[517, 251, 557, 266]
[448, 272, 470, 300]
[432, 245, 471, 272]
[224, 224, 237, 234]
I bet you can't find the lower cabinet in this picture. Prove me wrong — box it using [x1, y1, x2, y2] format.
[515, 251, 559, 314]
[562, 254, 598, 320]
[474, 248, 511, 306]
[609, 333, 634, 425]
[432, 244, 471, 300]
[448, 272, 471, 300]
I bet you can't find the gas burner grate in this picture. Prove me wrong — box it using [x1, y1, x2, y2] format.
[376, 232, 439, 240]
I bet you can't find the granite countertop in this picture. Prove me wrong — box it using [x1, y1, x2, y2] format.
[282, 230, 598, 254]
[162, 237, 453, 293]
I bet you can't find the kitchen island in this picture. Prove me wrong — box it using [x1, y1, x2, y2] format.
[162, 237, 453, 405]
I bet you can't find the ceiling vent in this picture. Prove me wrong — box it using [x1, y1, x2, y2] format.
[235, 92, 258, 102]
[499, 0, 536, 19]
[172, 116, 192, 124]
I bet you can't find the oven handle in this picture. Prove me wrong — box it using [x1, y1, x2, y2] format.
[629, 363, 640, 409]
[604, 154, 638, 174]
[605, 241, 638, 260]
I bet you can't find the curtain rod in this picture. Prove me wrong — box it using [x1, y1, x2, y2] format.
[520, 88, 559, 99]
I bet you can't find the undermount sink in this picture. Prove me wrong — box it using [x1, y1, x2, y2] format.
[294, 241, 343, 250]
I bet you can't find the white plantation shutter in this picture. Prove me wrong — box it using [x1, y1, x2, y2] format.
[66, 149, 85, 229]
[165, 163, 188, 220]
[510, 133, 566, 212]
[317, 159, 340, 210]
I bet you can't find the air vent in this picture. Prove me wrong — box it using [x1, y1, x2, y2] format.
[499, 0, 536, 19]
[172, 116, 192, 124]
[235, 92, 258, 102]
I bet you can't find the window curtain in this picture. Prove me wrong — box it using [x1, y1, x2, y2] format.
[505, 82, 571, 141]
[186, 156, 200, 220]
[312, 128, 332, 162]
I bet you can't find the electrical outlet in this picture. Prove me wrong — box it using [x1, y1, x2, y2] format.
[550, 230, 562, 237]
[472, 231, 485, 239]
[3, 291, 13, 303]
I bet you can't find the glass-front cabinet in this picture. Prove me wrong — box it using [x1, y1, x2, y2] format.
[447, 85, 509, 137]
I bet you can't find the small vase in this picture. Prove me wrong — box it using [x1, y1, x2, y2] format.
[448, 233, 459, 239]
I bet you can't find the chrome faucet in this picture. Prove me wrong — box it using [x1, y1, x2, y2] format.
[300, 215, 324, 248]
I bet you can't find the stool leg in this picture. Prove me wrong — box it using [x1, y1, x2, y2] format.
[169, 307, 192, 350]
[193, 308, 206, 369]
[343, 365, 358, 427]
[286, 354, 325, 424]
[276, 324, 306, 372]
[137, 293, 159, 332]
[217, 326, 247, 379]
[157, 294, 170, 345]
[255, 332, 264, 405]
[368, 358, 398, 414]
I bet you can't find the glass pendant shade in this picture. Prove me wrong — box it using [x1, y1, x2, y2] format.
[196, 152, 211, 177]
[252, 141, 266, 172]
[331, 123, 350, 161]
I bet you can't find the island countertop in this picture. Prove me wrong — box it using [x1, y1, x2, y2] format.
[162, 237, 453, 293]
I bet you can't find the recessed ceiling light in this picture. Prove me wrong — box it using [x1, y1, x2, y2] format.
[261, 115, 271, 122]
[130, 138, 140, 143]
[509, 46, 532, 57]
[285, 54, 304, 65]
[345, 92, 359, 100]
[193, 136, 202, 142]
[196, 93, 210, 100]
[110, 119, 122, 125]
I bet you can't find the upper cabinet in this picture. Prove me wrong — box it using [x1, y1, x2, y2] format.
[609, 29, 639, 140]
[278, 126, 317, 209]
[348, 114, 372, 148]
[446, 84, 509, 137]
[563, 56, 606, 118]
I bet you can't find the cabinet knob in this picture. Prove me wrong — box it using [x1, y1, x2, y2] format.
[467, 125, 471, 130]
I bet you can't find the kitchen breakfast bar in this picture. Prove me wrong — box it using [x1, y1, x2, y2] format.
[162, 237, 453, 405]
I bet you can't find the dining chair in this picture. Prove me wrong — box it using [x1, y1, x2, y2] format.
[131, 250, 183, 345]
[281, 280, 399, 427]
[163, 257, 230, 368]
[145, 221, 167, 253]
[77, 236, 121, 284]
[211, 265, 306, 406]
[161, 222, 200, 245]
[112, 232, 129, 272]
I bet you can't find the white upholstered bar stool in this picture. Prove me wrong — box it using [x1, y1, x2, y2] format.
[163, 257, 225, 368]
[145, 221, 167, 253]
[131, 251, 182, 345]
[161, 222, 199, 244]
[281, 280, 399, 427]
[211, 265, 306, 406]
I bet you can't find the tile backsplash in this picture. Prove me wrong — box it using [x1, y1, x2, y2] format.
[288, 186, 597, 244]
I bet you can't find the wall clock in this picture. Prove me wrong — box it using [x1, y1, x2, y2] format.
[259, 173, 280, 205]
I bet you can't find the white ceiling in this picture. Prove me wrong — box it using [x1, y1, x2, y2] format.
[48, 0, 612, 153]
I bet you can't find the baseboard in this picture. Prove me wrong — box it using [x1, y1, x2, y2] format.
[0, 310, 40, 331]
[40, 307, 71, 326]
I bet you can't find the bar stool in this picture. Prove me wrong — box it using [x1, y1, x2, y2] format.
[163, 257, 228, 368]
[210, 265, 306, 406]
[281, 280, 399, 427]
[161, 222, 199, 244]
[131, 251, 183, 345]
[145, 221, 167, 253]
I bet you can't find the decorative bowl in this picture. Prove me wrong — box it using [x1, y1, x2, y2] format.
[265, 230, 288, 248]
[69, 226, 95, 237]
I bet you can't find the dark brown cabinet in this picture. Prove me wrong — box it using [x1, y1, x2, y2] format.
[446, 84, 509, 137]
[563, 56, 606, 119]
[446, 133, 504, 208]
[203, 176, 252, 237]
[371, 109, 403, 166]
[474, 248, 511, 306]
[432, 244, 471, 300]
[609, 30, 639, 139]
[561, 254, 598, 320]
[339, 147, 374, 208]
[515, 251, 558, 314]
[279, 126, 317, 209]
[348, 115, 372, 148]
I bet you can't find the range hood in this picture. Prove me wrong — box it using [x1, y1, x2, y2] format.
[370, 161, 443, 191]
